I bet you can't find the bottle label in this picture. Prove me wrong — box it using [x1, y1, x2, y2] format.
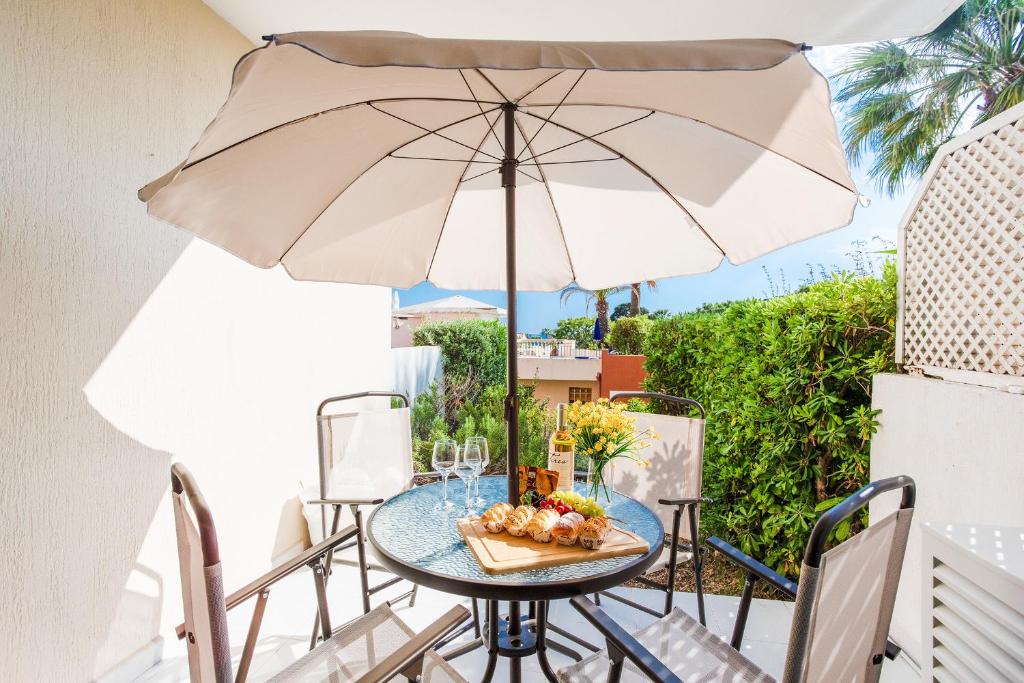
[548, 449, 574, 490]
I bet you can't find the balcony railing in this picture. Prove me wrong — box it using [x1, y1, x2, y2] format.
[517, 339, 601, 359]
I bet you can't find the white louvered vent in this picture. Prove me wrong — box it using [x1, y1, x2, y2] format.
[923, 524, 1024, 683]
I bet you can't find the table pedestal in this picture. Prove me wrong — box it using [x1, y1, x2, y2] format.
[442, 600, 600, 683]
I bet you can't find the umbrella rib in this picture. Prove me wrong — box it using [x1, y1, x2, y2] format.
[518, 111, 652, 164]
[516, 168, 543, 183]
[276, 107, 500, 266]
[519, 102, 857, 195]
[516, 70, 586, 161]
[458, 69, 505, 155]
[460, 167, 500, 183]
[424, 125, 496, 281]
[368, 102, 503, 161]
[390, 154, 498, 163]
[177, 97, 502, 174]
[518, 109, 728, 258]
[520, 157, 621, 166]
[513, 70, 568, 104]
[513, 114, 578, 283]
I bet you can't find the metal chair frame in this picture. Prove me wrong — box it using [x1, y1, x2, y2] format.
[594, 391, 709, 625]
[569, 476, 916, 683]
[310, 391, 481, 654]
[170, 463, 470, 683]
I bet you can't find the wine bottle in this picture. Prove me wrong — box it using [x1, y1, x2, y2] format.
[548, 403, 575, 491]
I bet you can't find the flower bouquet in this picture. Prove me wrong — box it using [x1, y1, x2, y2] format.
[566, 399, 655, 504]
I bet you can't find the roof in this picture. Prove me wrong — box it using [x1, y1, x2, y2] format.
[394, 295, 507, 317]
[204, 1, 966, 47]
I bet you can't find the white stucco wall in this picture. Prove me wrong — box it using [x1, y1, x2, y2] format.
[868, 373, 1024, 666]
[0, 2, 392, 680]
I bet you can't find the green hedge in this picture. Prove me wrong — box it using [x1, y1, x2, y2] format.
[642, 264, 897, 576]
[540, 316, 598, 350]
[410, 383, 552, 473]
[607, 316, 653, 355]
[412, 319, 506, 397]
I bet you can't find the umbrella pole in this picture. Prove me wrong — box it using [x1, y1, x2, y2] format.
[501, 102, 520, 507]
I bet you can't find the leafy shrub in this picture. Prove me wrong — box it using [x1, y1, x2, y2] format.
[607, 316, 653, 355]
[642, 263, 897, 576]
[412, 320, 506, 400]
[410, 382, 552, 472]
[541, 316, 598, 349]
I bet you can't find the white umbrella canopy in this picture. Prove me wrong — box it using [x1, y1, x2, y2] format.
[140, 31, 860, 504]
[141, 31, 857, 293]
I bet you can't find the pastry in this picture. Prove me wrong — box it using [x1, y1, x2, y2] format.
[550, 512, 585, 546]
[503, 505, 536, 537]
[579, 516, 613, 550]
[480, 502, 514, 533]
[524, 508, 560, 543]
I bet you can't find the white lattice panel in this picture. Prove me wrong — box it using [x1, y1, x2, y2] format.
[900, 105, 1024, 379]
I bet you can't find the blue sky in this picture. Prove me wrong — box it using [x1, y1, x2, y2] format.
[396, 46, 911, 334]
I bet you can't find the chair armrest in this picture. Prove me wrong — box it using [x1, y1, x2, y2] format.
[308, 497, 385, 506]
[570, 596, 683, 683]
[175, 524, 360, 639]
[657, 496, 712, 507]
[355, 605, 471, 683]
[707, 537, 797, 598]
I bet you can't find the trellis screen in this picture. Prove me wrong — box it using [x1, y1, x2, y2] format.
[897, 102, 1024, 386]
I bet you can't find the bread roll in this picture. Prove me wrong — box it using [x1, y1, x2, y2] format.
[579, 516, 613, 550]
[503, 505, 536, 537]
[550, 512, 585, 546]
[480, 502, 514, 533]
[525, 509, 560, 543]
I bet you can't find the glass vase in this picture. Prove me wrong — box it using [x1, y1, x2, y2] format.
[585, 459, 615, 506]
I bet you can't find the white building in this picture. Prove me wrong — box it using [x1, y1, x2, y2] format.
[392, 295, 507, 347]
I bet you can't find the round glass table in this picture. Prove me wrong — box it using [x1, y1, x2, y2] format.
[367, 475, 664, 683]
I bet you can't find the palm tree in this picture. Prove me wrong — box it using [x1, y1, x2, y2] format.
[559, 285, 628, 340]
[628, 280, 657, 316]
[836, 0, 1024, 195]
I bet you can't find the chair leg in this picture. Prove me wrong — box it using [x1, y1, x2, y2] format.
[409, 583, 419, 608]
[312, 561, 333, 641]
[606, 641, 626, 683]
[236, 589, 269, 683]
[687, 504, 706, 626]
[664, 507, 683, 616]
[351, 504, 372, 614]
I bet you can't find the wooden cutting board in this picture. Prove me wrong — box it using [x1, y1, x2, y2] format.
[457, 517, 649, 575]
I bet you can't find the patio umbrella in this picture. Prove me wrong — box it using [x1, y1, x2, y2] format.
[592, 317, 603, 345]
[139, 31, 859, 505]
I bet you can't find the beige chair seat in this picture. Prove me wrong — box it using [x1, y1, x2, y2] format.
[270, 604, 463, 682]
[558, 608, 773, 683]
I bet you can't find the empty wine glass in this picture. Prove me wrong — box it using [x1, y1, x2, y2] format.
[432, 439, 457, 510]
[465, 436, 489, 507]
[454, 445, 480, 517]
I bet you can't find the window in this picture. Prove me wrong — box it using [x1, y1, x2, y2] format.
[568, 386, 593, 403]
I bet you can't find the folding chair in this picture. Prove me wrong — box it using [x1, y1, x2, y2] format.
[170, 463, 470, 683]
[596, 391, 709, 624]
[558, 476, 916, 683]
[303, 391, 419, 615]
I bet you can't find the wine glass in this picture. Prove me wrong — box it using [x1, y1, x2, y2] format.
[454, 444, 480, 516]
[432, 439, 457, 510]
[465, 436, 489, 507]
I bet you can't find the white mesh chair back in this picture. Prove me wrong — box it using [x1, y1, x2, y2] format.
[782, 508, 914, 683]
[172, 490, 232, 683]
[268, 604, 464, 682]
[614, 411, 704, 543]
[312, 406, 413, 539]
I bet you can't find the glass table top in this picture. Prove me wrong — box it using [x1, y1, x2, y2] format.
[367, 475, 664, 591]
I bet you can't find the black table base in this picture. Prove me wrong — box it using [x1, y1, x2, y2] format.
[440, 599, 600, 683]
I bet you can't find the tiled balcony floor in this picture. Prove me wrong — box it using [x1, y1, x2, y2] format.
[136, 550, 919, 682]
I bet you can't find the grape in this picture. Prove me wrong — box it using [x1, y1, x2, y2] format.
[548, 491, 604, 517]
